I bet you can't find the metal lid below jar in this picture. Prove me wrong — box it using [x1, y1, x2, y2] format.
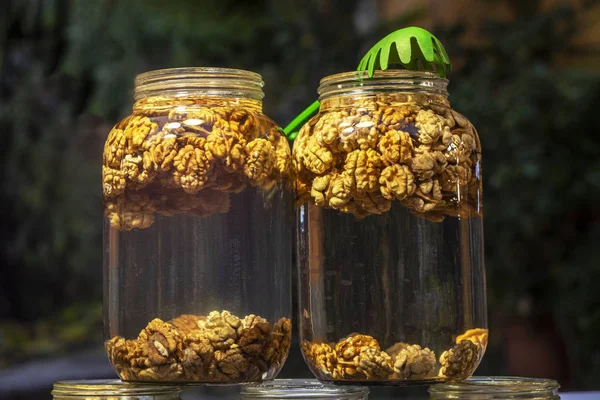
[241, 379, 369, 399]
[429, 377, 560, 399]
[52, 379, 183, 399]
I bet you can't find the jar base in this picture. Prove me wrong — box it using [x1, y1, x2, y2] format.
[122, 378, 276, 386]
[318, 377, 448, 387]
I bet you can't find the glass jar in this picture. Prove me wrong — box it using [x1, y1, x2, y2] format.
[52, 380, 182, 399]
[294, 70, 486, 385]
[429, 377, 560, 399]
[241, 379, 370, 399]
[102, 67, 293, 383]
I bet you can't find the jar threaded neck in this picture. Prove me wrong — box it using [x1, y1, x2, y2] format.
[134, 67, 265, 101]
[317, 70, 448, 100]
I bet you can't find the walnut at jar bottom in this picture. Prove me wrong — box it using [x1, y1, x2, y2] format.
[102, 99, 291, 231]
[292, 93, 481, 221]
[302, 328, 487, 382]
[438, 328, 488, 381]
[105, 311, 291, 383]
[302, 334, 435, 382]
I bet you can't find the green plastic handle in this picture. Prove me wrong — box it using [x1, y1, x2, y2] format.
[282, 27, 452, 140]
[282, 100, 320, 138]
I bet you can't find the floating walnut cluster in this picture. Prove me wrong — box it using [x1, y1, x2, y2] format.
[103, 98, 291, 231]
[302, 328, 487, 383]
[293, 93, 481, 221]
[106, 311, 291, 383]
[439, 328, 489, 381]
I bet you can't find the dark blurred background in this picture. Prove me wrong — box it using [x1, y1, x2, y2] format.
[1, 0, 599, 398]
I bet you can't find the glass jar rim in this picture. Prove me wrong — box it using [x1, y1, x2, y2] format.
[52, 379, 183, 396]
[241, 379, 369, 398]
[429, 376, 560, 395]
[134, 67, 265, 101]
[317, 69, 448, 100]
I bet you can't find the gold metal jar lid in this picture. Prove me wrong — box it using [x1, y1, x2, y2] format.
[52, 379, 182, 399]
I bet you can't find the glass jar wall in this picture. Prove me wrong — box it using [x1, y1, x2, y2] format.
[294, 70, 487, 385]
[102, 68, 293, 383]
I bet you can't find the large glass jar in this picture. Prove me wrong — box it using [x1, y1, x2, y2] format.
[294, 70, 487, 385]
[102, 67, 293, 384]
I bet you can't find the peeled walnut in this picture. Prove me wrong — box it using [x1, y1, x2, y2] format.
[243, 138, 276, 187]
[104, 126, 128, 168]
[104, 191, 158, 231]
[439, 339, 479, 381]
[106, 336, 144, 375]
[121, 154, 154, 186]
[414, 109, 449, 145]
[137, 363, 183, 381]
[334, 346, 392, 380]
[445, 131, 476, 164]
[106, 210, 154, 231]
[208, 345, 249, 382]
[378, 129, 413, 165]
[456, 328, 488, 351]
[238, 315, 270, 356]
[408, 178, 443, 212]
[439, 164, 471, 192]
[133, 319, 184, 381]
[102, 166, 126, 198]
[410, 152, 439, 180]
[181, 330, 214, 380]
[263, 317, 292, 366]
[302, 136, 334, 175]
[379, 164, 416, 201]
[335, 334, 381, 360]
[168, 314, 205, 335]
[272, 134, 292, 177]
[230, 110, 267, 139]
[385, 342, 409, 360]
[206, 119, 247, 172]
[137, 318, 182, 366]
[333, 360, 364, 380]
[172, 142, 214, 194]
[325, 172, 354, 208]
[355, 347, 393, 379]
[310, 175, 331, 206]
[313, 112, 342, 148]
[349, 115, 379, 151]
[201, 310, 243, 350]
[125, 115, 159, 151]
[104, 197, 155, 232]
[302, 341, 337, 376]
[150, 134, 179, 172]
[393, 344, 436, 379]
[380, 104, 419, 131]
[346, 149, 382, 193]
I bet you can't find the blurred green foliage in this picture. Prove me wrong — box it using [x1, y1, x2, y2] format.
[0, 0, 599, 389]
